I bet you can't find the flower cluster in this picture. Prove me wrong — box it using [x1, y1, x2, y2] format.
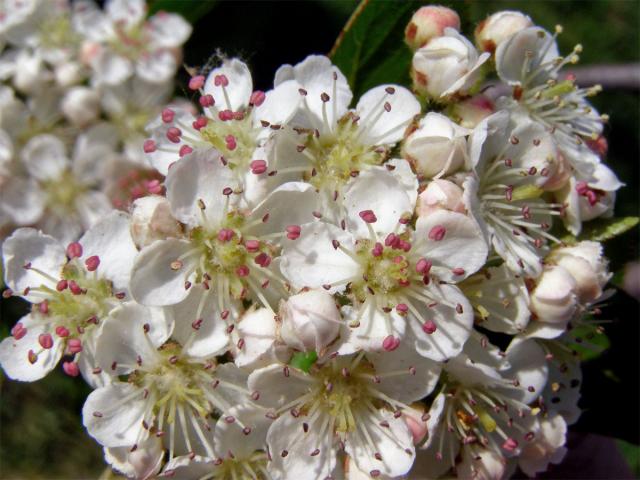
[0, 3, 623, 480]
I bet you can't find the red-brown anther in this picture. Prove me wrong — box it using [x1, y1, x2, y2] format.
[428, 225, 446, 241]
[396, 303, 409, 314]
[166, 127, 182, 143]
[192, 318, 203, 330]
[398, 240, 412, 252]
[521, 205, 531, 219]
[244, 239, 260, 252]
[250, 160, 267, 175]
[143, 139, 156, 153]
[85, 255, 100, 272]
[283, 366, 290, 377]
[254, 252, 272, 268]
[11, 323, 27, 340]
[310, 449, 320, 456]
[38, 333, 53, 349]
[218, 109, 234, 121]
[179, 145, 193, 157]
[384, 102, 392, 112]
[502, 438, 518, 451]
[505, 186, 514, 201]
[504, 158, 513, 167]
[115, 292, 126, 299]
[66, 242, 83, 258]
[161, 108, 175, 123]
[214, 74, 229, 87]
[217, 228, 235, 242]
[528, 166, 537, 175]
[320, 92, 330, 102]
[359, 210, 377, 223]
[331, 239, 340, 249]
[63, 361, 80, 377]
[188, 75, 205, 90]
[236, 265, 250, 277]
[249, 90, 266, 106]
[225, 135, 237, 151]
[371, 242, 384, 257]
[28, 349, 38, 364]
[456, 303, 464, 314]
[286, 225, 301, 240]
[385, 233, 399, 247]
[534, 238, 543, 248]
[382, 335, 400, 351]
[192, 116, 208, 131]
[237, 338, 245, 349]
[370, 470, 381, 477]
[199, 94, 214, 107]
[452, 267, 465, 276]
[68, 281, 83, 295]
[2, 288, 12, 298]
[68, 338, 83, 354]
[38, 300, 49, 315]
[422, 320, 437, 334]
[55, 326, 70, 337]
[221, 310, 230, 320]
[222, 187, 233, 196]
[416, 258, 432, 275]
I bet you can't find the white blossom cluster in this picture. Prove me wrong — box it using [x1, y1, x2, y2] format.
[0, 4, 623, 480]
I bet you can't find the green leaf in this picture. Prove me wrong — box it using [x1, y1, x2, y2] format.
[329, 0, 418, 98]
[569, 324, 610, 361]
[148, 0, 217, 24]
[580, 216, 639, 242]
[617, 439, 640, 477]
[289, 351, 318, 373]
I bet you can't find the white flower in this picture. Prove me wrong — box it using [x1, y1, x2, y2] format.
[269, 55, 420, 219]
[248, 346, 441, 479]
[450, 94, 495, 129]
[416, 179, 466, 218]
[551, 241, 610, 303]
[465, 111, 561, 278]
[73, 0, 191, 85]
[82, 302, 250, 460]
[475, 11, 533, 53]
[518, 413, 568, 477]
[404, 5, 461, 51]
[104, 436, 164, 480]
[129, 149, 319, 321]
[403, 112, 470, 178]
[0, 128, 116, 243]
[61, 86, 100, 127]
[0, 211, 139, 385]
[412, 28, 490, 99]
[280, 289, 342, 353]
[280, 166, 488, 361]
[161, 404, 271, 479]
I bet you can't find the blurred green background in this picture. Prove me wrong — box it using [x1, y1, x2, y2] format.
[1, 0, 638, 478]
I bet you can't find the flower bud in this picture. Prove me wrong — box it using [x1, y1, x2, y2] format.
[279, 289, 341, 352]
[458, 447, 506, 480]
[450, 94, 495, 129]
[530, 266, 578, 326]
[104, 437, 164, 480]
[475, 11, 533, 53]
[402, 405, 429, 444]
[542, 152, 571, 191]
[417, 179, 465, 217]
[130, 195, 182, 249]
[61, 87, 100, 127]
[403, 112, 469, 178]
[552, 241, 609, 303]
[404, 6, 461, 51]
[519, 414, 567, 477]
[412, 29, 489, 99]
[55, 61, 84, 87]
[13, 51, 42, 93]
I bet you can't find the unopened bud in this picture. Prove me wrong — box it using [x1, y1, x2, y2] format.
[405, 6, 461, 51]
[416, 179, 465, 217]
[475, 11, 533, 53]
[130, 196, 182, 249]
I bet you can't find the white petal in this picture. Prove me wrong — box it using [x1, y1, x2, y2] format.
[496, 27, 559, 86]
[21, 134, 69, 181]
[204, 59, 253, 112]
[413, 210, 488, 281]
[338, 301, 405, 354]
[75, 191, 114, 232]
[504, 338, 549, 404]
[147, 12, 191, 48]
[280, 221, 360, 293]
[247, 364, 314, 409]
[589, 162, 624, 192]
[92, 50, 133, 85]
[171, 286, 230, 358]
[105, 0, 146, 28]
[95, 302, 173, 375]
[356, 85, 420, 146]
[165, 148, 238, 227]
[213, 404, 270, 459]
[78, 210, 137, 293]
[161, 456, 212, 479]
[0, 177, 45, 226]
[130, 239, 195, 306]
[346, 410, 415, 478]
[344, 166, 415, 238]
[387, 158, 419, 208]
[234, 308, 277, 368]
[266, 411, 337, 480]
[254, 80, 302, 128]
[408, 284, 474, 362]
[469, 110, 511, 173]
[2, 228, 65, 299]
[0, 313, 63, 381]
[82, 382, 147, 448]
[104, 436, 164, 480]
[543, 354, 581, 425]
[136, 50, 177, 84]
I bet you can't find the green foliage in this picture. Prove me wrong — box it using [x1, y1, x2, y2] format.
[569, 324, 610, 362]
[563, 217, 639, 244]
[289, 350, 318, 373]
[148, 0, 217, 24]
[617, 439, 640, 477]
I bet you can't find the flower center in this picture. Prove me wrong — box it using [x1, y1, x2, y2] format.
[41, 170, 88, 213]
[200, 113, 258, 169]
[211, 453, 269, 480]
[39, 15, 79, 50]
[352, 239, 410, 300]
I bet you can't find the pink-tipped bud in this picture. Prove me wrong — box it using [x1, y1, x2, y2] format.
[55, 326, 70, 338]
[396, 303, 409, 314]
[382, 335, 400, 351]
[179, 145, 193, 157]
[199, 94, 214, 107]
[166, 127, 182, 143]
[502, 437, 519, 451]
[405, 6, 461, 51]
[56, 279, 68, 291]
[217, 228, 235, 242]
[63, 361, 80, 377]
[68, 281, 83, 295]
[225, 135, 237, 151]
[161, 108, 175, 123]
[214, 74, 229, 87]
[11, 323, 27, 340]
[250, 160, 267, 175]
[249, 90, 266, 106]
[188, 75, 205, 90]
[286, 225, 301, 240]
[143, 139, 157, 153]
[192, 116, 208, 130]
[68, 338, 83, 354]
[359, 210, 377, 223]
[422, 320, 437, 334]
[371, 242, 384, 257]
[38, 333, 54, 349]
[236, 265, 250, 277]
[85, 255, 100, 271]
[475, 11, 533, 53]
[416, 258, 433, 275]
[66, 242, 83, 259]
[428, 225, 446, 241]
[245, 240, 260, 252]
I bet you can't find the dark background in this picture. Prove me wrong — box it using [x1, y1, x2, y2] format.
[1, 0, 638, 477]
